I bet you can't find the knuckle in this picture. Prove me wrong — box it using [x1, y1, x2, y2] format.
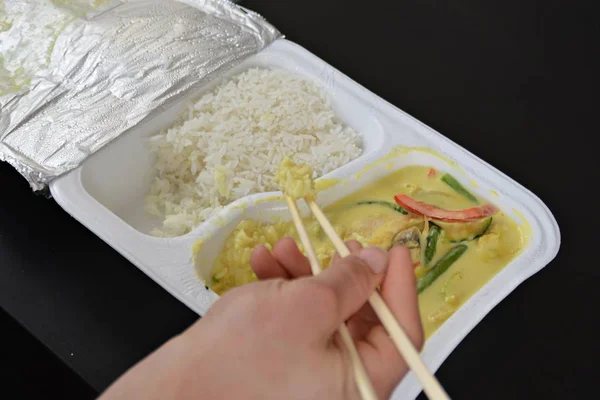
[243, 279, 285, 315]
[265, 278, 291, 311]
[303, 280, 340, 318]
[341, 256, 373, 297]
[249, 280, 294, 334]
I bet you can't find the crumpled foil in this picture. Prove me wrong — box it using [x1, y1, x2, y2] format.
[0, 0, 281, 191]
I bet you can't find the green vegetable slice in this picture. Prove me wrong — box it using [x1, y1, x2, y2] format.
[435, 217, 493, 243]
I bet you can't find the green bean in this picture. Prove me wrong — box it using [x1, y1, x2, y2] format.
[356, 200, 408, 215]
[423, 224, 441, 266]
[441, 173, 478, 203]
[417, 244, 468, 294]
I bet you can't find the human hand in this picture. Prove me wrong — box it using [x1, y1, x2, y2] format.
[249, 238, 424, 399]
[98, 239, 423, 400]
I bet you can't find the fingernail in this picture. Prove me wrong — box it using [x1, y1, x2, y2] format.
[254, 244, 267, 253]
[358, 247, 388, 274]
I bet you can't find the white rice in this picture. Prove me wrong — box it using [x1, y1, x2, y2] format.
[145, 67, 362, 237]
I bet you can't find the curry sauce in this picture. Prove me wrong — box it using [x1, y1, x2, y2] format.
[206, 165, 526, 339]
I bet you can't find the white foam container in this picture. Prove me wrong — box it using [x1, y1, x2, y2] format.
[50, 39, 560, 399]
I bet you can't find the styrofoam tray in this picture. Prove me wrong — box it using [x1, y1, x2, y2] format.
[50, 39, 560, 399]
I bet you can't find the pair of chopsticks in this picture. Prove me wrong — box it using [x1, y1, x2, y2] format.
[284, 194, 450, 400]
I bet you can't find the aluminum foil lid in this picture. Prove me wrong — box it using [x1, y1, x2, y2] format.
[0, 0, 281, 191]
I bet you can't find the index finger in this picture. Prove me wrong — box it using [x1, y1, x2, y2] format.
[250, 244, 290, 280]
[272, 237, 312, 278]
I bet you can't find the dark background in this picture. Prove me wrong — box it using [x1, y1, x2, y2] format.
[1, 0, 597, 398]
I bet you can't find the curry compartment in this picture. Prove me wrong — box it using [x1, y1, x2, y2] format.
[49, 39, 560, 400]
[194, 149, 534, 340]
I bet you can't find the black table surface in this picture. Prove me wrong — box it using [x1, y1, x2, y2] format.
[1, 0, 597, 398]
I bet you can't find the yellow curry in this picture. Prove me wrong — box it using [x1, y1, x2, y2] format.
[206, 162, 526, 338]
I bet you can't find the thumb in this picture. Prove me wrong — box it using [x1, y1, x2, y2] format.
[313, 247, 388, 332]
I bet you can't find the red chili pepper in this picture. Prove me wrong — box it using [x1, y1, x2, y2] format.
[427, 168, 436, 177]
[394, 194, 498, 222]
[413, 262, 421, 269]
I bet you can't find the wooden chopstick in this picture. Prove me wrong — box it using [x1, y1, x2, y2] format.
[305, 198, 451, 400]
[284, 195, 379, 400]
